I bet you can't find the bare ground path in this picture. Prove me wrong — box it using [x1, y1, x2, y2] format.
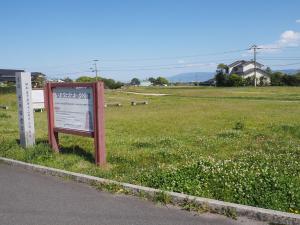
[121, 91, 171, 96]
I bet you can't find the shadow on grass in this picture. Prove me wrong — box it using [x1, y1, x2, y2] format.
[14, 138, 95, 163]
[60, 145, 95, 163]
[15, 138, 48, 145]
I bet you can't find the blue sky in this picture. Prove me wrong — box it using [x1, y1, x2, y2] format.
[0, 0, 300, 81]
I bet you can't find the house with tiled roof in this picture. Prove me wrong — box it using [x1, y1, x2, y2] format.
[228, 60, 270, 85]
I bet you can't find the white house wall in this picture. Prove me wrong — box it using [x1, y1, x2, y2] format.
[243, 63, 255, 72]
[243, 63, 263, 72]
[229, 62, 262, 74]
[243, 71, 271, 83]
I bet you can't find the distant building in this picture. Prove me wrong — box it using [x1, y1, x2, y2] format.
[140, 81, 152, 86]
[0, 69, 25, 82]
[227, 60, 270, 85]
[0, 69, 46, 87]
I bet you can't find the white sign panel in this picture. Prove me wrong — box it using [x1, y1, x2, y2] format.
[53, 87, 94, 132]
[16, 72, 35, 147]
[32, 89, 45, 110]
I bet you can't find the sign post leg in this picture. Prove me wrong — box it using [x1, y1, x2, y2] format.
[45, 83, 59, 152]
[94, 82, 106, 166]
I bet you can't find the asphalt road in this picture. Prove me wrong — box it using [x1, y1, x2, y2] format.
[0, 163, 267, 225]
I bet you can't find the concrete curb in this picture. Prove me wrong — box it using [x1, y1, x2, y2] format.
[1, 157, 299, 225]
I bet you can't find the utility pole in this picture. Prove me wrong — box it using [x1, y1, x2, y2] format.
[91, 59, 99, 80]
[249, 45, 262, 87]
[253, 45, 257, 87]
[250, 45, 257, 87]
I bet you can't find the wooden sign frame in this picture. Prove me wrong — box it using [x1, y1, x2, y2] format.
[44, 81, 106, 166]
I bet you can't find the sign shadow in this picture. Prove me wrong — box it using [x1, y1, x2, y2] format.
[60, 145, 95, 163]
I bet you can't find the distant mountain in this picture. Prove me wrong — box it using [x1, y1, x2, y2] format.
[276, 69, 300, 75]
[168, 72, 214, 83]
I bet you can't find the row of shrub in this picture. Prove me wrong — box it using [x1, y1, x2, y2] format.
[0, 85, 16, 94]
[270, 72, 300, 86]
[215, 73, 270, 87]
[215, 71, 300, 87]
[75, 76, 123, 89]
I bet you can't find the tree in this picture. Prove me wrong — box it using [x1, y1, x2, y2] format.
[245, 76, 254, 86]
[112, 81, 123, 89]
[155, 76, 169, 85]
[282, 74, 300, 86]
[63, 77, 73, 83]
[76, 76, 95, 83]
[270, 72, 284, 86]
[259, 76, 269, 86]
[102, 78, 123, 89]
[215, 64, 230, 87]
[265, 67, 272, 75]
[31, 72, 46, 88]
[148, 77, 169, 85]
[215, 72, 228, 87]
[217, 63, 229, 74]
[228, 74, 244, 87]
[130, 78, 140, 86]
[76, 76, 123, 89]
[148, 77, 156, 84]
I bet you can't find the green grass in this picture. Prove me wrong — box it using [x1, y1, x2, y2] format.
[0, 86, 300, 214]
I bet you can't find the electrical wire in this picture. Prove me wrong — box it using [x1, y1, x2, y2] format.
[98, 49, 248, 62]
[266, 62, 300, 67]
[42, 45, 300, 77]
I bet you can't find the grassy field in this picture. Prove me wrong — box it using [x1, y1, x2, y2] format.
[0, 86, 300, 213]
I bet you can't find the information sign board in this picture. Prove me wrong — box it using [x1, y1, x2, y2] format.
[53, 87, 94, 132]
[44, 82, 106, 166]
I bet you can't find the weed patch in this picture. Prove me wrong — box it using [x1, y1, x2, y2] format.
[0, 112, 11, 119]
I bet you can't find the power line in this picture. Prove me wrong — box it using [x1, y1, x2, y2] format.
[44, 45, 300, 77]
[249, 45, 300, 87]
[261, 58, 300, 61]
[257, 46, 300, 50]
[260, 56, 300, 60]
[47, 61, 219, 76]
[32, 46, 300, 70]
[96, 49, 249, 62]
[98, 57, 241, 70]
[99, 58, 245, 71]
[266, 62, 300, 67]
[48, 70, 92, 78]
[47, 61, 300, 78]
[47, 58, 242, 75]
[28, 49, 249, 71]
[35, 60, 92, 70]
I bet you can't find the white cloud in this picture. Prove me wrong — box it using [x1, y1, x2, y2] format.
[296, 19, 300, 23]
[278, 30, 300, 46]
[258, 30, 300, 53]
